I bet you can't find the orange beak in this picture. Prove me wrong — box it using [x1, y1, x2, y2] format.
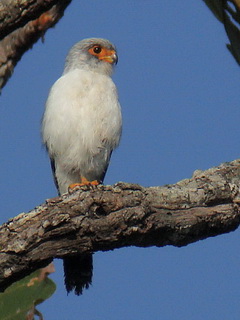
[98, 49, 118, 64]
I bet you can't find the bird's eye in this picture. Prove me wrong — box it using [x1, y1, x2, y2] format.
[93, 46, 102, 54]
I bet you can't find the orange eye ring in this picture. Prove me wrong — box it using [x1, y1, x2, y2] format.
[88, 46, 117, 64]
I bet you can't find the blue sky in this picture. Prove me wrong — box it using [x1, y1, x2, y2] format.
[1, 1, 240, 319]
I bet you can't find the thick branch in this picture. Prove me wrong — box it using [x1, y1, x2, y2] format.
[1, 160, 240, 291]
[0, 0, 60, 40]
[0, 0, 71, 89]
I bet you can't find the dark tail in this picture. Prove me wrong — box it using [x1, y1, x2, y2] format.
[63, 253, 93, 295]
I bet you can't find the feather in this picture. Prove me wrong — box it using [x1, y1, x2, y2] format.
[42, 38, 122, 295]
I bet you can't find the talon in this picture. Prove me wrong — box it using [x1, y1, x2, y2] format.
[88, 180, 100, 186]
[81, 177, 100, 186]
[68, 183, 83, 191]
[68, 177, 100, 192]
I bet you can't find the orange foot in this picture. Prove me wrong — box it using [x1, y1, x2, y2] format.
[68, 177, 100, 192]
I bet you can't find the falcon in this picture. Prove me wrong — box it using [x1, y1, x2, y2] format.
[42, 38, 122, 295]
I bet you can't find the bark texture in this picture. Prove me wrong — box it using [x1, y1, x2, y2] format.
[0, 0, 71, 89]
[0, 160, 240, 292]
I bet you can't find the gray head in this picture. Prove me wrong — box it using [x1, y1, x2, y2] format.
[63, 38, 118, 76]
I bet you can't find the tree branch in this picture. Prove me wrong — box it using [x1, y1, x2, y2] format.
[1, 159, 240, 291]
[0, 0, 60, 39]
[0, 0, 71, 89]
[203, 0, 240, 65]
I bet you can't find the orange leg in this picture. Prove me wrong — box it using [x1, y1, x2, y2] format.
[68, 176, 100, 191]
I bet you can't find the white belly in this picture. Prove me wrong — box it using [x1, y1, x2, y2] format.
[42, 69, 122, 192]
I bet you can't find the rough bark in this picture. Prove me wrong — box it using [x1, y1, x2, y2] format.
[0, 0, 59, 39]
[0, 0, 71, 89]
[0, 159, 240, 292]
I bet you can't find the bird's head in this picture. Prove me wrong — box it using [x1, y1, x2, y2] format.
[63, 38, 118, 76]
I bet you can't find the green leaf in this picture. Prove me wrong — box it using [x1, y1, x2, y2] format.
[0, 266, 56, 320]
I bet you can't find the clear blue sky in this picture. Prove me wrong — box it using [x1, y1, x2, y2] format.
[1, 1, 240, 319]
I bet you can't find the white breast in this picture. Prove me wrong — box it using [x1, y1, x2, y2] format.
[42, 69, 122, 174]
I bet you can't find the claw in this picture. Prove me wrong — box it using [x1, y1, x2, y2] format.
[68, 177, 100, 192]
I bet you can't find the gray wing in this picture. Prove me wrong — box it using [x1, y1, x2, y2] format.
[50, 158, 61, 196]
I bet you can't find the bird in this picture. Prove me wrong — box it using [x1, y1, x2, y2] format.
[41, 38, 122, 295]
